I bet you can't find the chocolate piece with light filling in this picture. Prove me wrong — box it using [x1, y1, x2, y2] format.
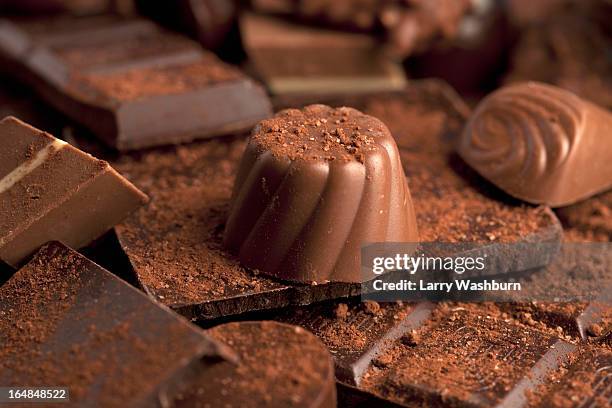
[0, 241, 235, 407]
[0, 15, 272, 150]
[224, 104, 418, 283]
[240, 13, 406, 96]
[0, 116, 147, 268]
[459, 82, 612, 207]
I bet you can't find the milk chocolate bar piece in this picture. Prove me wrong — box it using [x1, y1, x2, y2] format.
[0, 242, 235, 407]
[114, 80, 562, 321]
[175, 321, 337, 407]
[0, 15, 272, 150]
[272, 300, 434, 385]
[0, 116, 147, 268]
[240, 13, 406, 96]
[224, 105, 418, 283]
[459, 82, 612, 207]
[360, 304, 576, 407]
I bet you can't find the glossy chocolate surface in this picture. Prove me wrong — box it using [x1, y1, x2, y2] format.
[459, 82, 612, 207]
[224, 104, 419, 283]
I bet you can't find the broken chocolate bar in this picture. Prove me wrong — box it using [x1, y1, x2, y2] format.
[0, 15, 272, 150]
[359, 303, 576, 407]
[0, 116, 147, 268]
[0, 242, 234, 407]
[271, 300, 434, 385]
[240, 13, 406, 96]
[175, 321, 337, 407]
[114, 81, 562, 321]
[224, 105, 418, 283]
[459, 82, 612, 207]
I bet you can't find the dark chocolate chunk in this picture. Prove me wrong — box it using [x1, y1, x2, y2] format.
[0, 241, 235, 407]
[175, 321, 337, 407]
[224, 105, 418, 283]
[360, 303, 576, 407]
[459, 82, 612, 207]
[240, 13, 406, 96]
[0, 15, 272, 150]
[114, 81, 562, 321]
[271, 300, 434, 385]
[0, 116, 147, 268]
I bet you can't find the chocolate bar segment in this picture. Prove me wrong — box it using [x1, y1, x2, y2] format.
[114, 81, 562, 320]
[360, 304, 576, 407]
[224, 105, 418, 283]
[0, 116, 147, 268]
[272, 300, 434, 385]
[0, 15, 272, 150]
[240, 13, 406, 96]
[175, 321, 336, 407]
[459, 82, 612, 207]
[0, 242, 234, 407]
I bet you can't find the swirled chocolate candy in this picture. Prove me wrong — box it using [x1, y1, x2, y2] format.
[0, 116, 147, 268]
[223, 104, 419, 283]
[459, 82, 612, 207]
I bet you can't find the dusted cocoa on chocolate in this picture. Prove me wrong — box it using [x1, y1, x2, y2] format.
[459, 82, 612, 207]
[224, 104, 419, 283]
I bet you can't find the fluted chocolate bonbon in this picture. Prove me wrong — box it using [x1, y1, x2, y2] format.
[459, 82, 612, 207]
[223, 104, 419, 283]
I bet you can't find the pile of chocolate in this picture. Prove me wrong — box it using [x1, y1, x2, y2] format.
[0, 1, 610, 407]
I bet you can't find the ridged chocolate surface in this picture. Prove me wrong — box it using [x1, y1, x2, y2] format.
[224, 104, 418, 283]
[459, 82, 612, 207]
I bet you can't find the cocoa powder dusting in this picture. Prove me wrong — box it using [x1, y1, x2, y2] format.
[114, 139, 285, 305]
[175, 321, 334, 407]
[75, 56, 242, 101]
[0, 243, 216, 407]
[252, 105, 383, 163]
[360, 303, 572, 406]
